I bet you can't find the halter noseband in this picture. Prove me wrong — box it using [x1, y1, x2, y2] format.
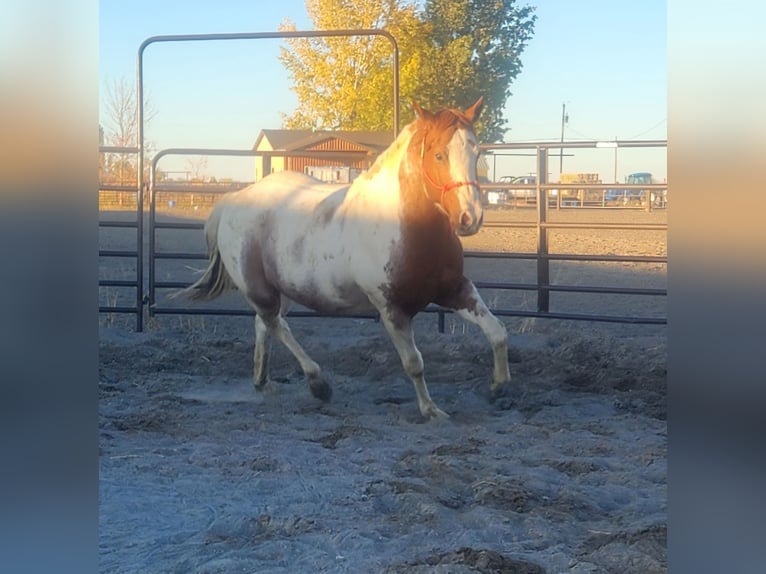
[420, 139, 479, 207]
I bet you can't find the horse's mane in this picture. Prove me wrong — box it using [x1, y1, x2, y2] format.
[354, 123, 416, 182]
[353, 107, 472, 185]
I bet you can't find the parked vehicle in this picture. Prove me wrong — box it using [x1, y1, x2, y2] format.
[504, 175, 537, 203]
[484, 175, 537, 207]
[605, 172, 666, 207]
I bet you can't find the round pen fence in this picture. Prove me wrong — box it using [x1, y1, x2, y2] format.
[99, 143, 666, 334]
[99, 145, 144, 331]
[98, 31, 666, 332]
[141, 141, 666, 332]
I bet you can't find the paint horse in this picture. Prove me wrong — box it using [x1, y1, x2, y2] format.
[179, 97, 511, 419]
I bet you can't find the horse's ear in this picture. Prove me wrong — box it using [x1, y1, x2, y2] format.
[464, 96, 485, 124]
[412, 101, 433, 121]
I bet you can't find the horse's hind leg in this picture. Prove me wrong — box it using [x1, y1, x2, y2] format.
[260, 314, 332, 402]
[253, 315, 271, 390]
[437, 278, 511, 397]
[379, 311, 449, 420]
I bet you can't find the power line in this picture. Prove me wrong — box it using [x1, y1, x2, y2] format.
[626, 118, 666, 140]
[566, 125, 600, 141]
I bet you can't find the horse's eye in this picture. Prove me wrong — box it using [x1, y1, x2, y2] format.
[435, 152, 444, 162]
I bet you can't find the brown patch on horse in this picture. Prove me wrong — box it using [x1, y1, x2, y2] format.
[381, 103, 484, 323]
[433, 276, 480, 314]
[381, 154, 464, 322]
[241, 236, 281, 316]
[291, 235, 306, 262]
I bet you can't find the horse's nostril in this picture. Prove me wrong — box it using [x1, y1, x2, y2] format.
[461, 211, 473, 228]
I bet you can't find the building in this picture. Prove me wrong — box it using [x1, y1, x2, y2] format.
[252, 128, 490, 184]
[252, 129, 394, 183]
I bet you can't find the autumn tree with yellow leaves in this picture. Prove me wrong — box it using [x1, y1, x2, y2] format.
[279, 0, 536, 142]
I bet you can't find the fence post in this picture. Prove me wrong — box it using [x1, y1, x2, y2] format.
[148, 163, 157, 316]
[536, 147, 550, 314]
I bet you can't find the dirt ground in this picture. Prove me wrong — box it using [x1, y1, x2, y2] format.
[99, 206, 667, 573]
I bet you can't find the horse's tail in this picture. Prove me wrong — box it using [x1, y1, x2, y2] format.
[170, 203, 235, 301]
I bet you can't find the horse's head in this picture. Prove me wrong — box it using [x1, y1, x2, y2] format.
[412, 96, 485, 236]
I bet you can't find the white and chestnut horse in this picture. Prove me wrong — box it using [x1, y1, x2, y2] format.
[179, 97, 511, 419]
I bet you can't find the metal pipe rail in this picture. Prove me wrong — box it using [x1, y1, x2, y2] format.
[98, 145, 144, 331]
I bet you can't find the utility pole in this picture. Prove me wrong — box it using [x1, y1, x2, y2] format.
[613, 135, 618, 183]
[559, 102, 568, 174]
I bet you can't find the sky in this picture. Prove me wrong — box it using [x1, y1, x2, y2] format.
[99, 0, 667, 183]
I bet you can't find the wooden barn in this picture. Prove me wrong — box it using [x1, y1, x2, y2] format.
[252, 128, 490, 184]
[252, 129, 394, 183]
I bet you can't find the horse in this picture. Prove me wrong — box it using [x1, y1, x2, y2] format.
[176, 96, 511, 419]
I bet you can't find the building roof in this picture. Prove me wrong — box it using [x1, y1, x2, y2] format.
[251, 128, 488, 177]
[253, 129, 395, 154]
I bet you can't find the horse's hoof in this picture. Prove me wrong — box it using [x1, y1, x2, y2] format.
[309, 378, 332, 402]
[254, 380, 277, 395]
[422, 405, 450, 421]
[489, 382, 520, 410]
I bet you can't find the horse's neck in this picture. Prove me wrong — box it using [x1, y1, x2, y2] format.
[358, 125, 416, 183]
[349, 124, 445, 230]
[397, 130, 453, 234]
[363, 124, 429, 199]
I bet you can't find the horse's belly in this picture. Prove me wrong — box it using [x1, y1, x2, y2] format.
[282, 277, 375, 315]
[269, 225, 385, 315]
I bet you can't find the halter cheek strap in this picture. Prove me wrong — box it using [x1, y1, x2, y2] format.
[420, 140, 479, 207]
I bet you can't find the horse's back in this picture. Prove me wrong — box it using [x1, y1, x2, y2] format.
[211, 171, 377, 313]
[212, 171, 343, 240]
[232, 171, 345, 206]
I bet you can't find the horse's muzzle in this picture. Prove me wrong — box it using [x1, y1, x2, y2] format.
[456, 208, 484, 236]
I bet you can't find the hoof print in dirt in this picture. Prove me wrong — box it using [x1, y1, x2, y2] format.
[507, 347, 523, 363]
[373, 396, 411, 406]
[309, 378, 332, 402]
[390, 546, 546, 574]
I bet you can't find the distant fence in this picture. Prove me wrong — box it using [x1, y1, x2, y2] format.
[481, 139, 667, 211]
[472, 139, 667, 326]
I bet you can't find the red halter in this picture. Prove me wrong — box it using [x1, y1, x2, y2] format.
[420, 141, 479, 207]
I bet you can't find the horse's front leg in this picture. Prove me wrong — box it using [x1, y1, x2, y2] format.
[378, 310, 449, 420]
[437, 277, 511, 397]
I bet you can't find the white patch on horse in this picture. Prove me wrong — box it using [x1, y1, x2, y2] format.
[448, 127, 482, 226]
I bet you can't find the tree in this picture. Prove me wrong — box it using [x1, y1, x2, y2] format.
[417, 0, 536, 142]
[185, 156, 208, 181]
[279, 0, 420, 131]
[100, 76, 157, 184]
[278, 0, 536, 142]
